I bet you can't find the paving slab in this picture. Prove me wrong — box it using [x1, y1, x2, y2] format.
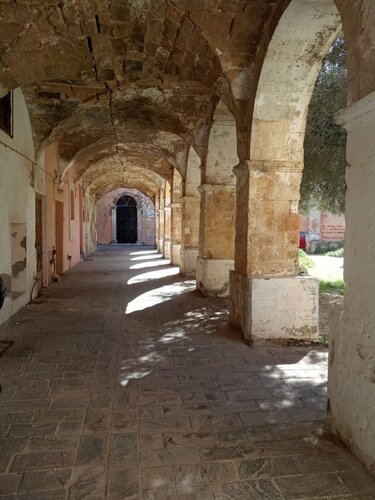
[0, 246, 373, 499]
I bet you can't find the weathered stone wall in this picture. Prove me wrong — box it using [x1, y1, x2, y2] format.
[335, 0, 375, 104]
[328, 92, 375, 473]
[0, 89, 36, 324]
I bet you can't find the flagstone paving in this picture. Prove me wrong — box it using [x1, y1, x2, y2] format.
[0, 246, 374, 499]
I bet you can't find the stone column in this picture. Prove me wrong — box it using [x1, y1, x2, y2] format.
[111, 206, 117, 243]
[196, 183, 236, 296]
[196, 101, 237, 297]
[171, 202, 181, 265]
[327, 92, 375, 471]
[180, 148, 201, 277]
[157, 190, 164, 254]
[229, 160, 319, 344]
[180, 195, 200, 277]
[154, 193, 160, 250]
[163, 204, 172, 259]
[163, 182, 172, 259]
[158, 207, 164, 254]
[170, 169, 183, 266]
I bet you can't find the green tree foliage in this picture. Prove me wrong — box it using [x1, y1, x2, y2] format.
[300, 37, 347, 214]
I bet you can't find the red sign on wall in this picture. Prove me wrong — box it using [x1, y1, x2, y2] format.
[321, 223, 345, 242]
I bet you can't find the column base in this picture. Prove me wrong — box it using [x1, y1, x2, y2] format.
[164, 239, 171, 259]
[230, 271, 319, 344]
[171, 243, 181, 266]
[196, 257, 234, 297]
[180, 247, 198, 277]
[157, 238, 164, 254]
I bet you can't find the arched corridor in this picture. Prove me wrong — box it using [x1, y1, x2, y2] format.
[0, 246, 374, 498]
[1, 0, 375, 494]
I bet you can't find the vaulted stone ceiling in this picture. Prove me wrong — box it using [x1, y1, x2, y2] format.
[0, 0, 290, 195]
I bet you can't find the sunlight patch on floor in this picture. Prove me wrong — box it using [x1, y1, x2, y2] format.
[131, 254, 163, 261]
[159, 330, 187, 344]
[130, 259, 171, 270]
[129, 250, 158, 256]
[125, 280, 196, 314]
[127, 267, 180, 284]
[119, 368, 152, 387]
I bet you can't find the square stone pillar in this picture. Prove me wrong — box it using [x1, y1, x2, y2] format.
[180, 196, 200, 277]
[327, 92, 375, 472]
[154, 194, 160, 250]
[196, 184, 235, 297]
[229, 160, 319, 343]
[163, 205, 172, 259]
[158, 207, 164, 254]
[171, 202, 181, 266]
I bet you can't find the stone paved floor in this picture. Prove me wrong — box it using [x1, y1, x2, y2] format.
[0, 246, 374, 499]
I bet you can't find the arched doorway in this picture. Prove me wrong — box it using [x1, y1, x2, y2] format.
[116, 196, 137, 244]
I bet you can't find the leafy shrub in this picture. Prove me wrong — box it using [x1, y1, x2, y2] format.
[325, 247, 344, 257]
[319, 279, 345, 295]
[299, 249, 315, 269]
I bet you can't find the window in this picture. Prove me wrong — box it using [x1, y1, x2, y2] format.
[0, 92, 13, 137]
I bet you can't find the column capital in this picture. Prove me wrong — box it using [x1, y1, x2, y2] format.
[198, 183, 236, 195]
[170, 202, 181, 208]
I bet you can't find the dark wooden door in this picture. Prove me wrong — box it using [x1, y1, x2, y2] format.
[116, 196, 137, 243]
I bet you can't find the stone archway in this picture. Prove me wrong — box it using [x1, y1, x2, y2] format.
[231, 0, 342, 344]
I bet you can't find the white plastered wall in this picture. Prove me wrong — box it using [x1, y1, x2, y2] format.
[0, 88, 37, 324]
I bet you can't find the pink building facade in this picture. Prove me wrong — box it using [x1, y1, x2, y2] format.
[300, 210, 346, 251]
